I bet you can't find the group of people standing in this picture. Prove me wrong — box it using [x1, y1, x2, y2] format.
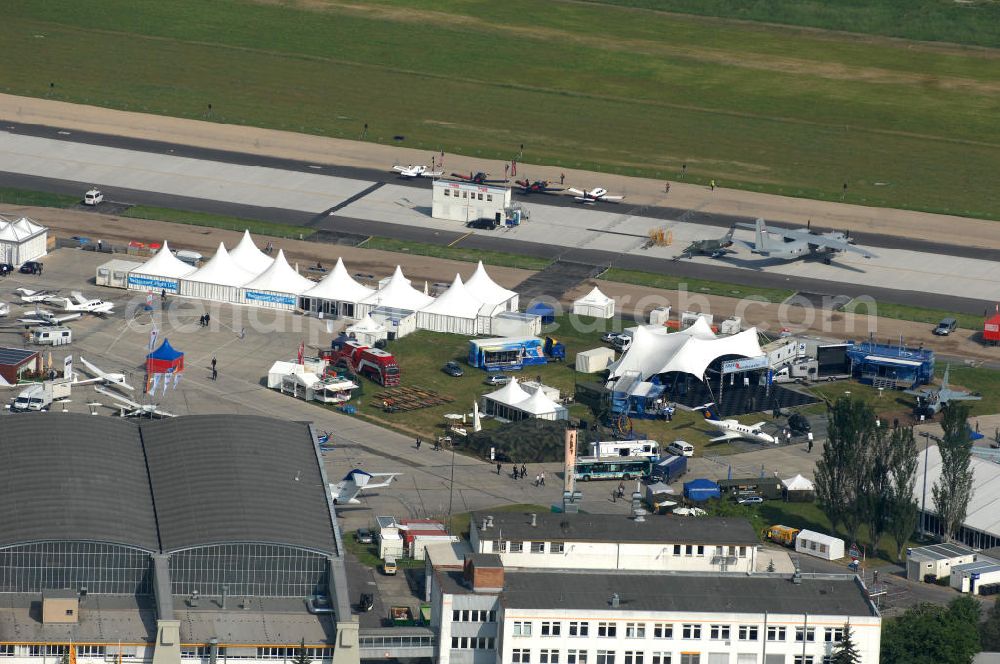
[497, 463, 546, 486]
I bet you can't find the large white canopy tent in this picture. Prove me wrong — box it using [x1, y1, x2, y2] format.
[481, 377, 532, 420]
[299, 258, 375, 318]
[179, 242, 255, 303]
[572, 286, 615, 319]
[345, 314, 388, 346]
[915, 445, 1000, 549]
[0, 216, 47, 265]
[127, 240, 195, 294]
[608, 322, 764, 382]
[513, 387, 568, 421]
[357, 266, 434, 317]
[241, 250, 315, 309]
[465, 261, 518, 312]
[229, 229, 274, 275]
[416, 274, 484, 335]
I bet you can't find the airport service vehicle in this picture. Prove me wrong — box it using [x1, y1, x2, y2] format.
[31, 326, 72, 346]
[787, 412, 811, 434]
[355, 528, 374, 545]
[322, 339, 400, 387]
[573, 456, 653, 482]
[83, 188, 104, 205]
[764, 525, 801, 547]
[590, 439, 660, 460]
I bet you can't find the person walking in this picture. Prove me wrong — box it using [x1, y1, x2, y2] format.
[560, 172, 565, 185]
[416, 437, 422, 450]
[710, 179, 716, 191]
[521, 463, 527, 479]
[539, 471, 545, 486]
[211, 366, 218, 381]
[534, 474, 541, 487]
[807, 432, 814, 453]
[496, 462, 502, 475]
[617, 481, 626, 500]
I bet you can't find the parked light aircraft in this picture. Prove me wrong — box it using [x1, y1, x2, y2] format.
[95, 385, 174, 418]
[699, 404, 776, 444]
[72, 357, 134, 391]
[392, 164, 442, 178]
[15, 287, 60, 303]
[906, 365, 981, 416]
[17, 307, 81, 326]
[567, 187, 625, 204]
[331, 468, 401, 504]
[515, 179, 563, 195]
[676, 228, 736, 259]
[734, 218, 876, 264]
[450, 171, 508, 185]
[48, 291, 115, 315]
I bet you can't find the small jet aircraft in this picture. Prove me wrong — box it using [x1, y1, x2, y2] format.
[567, 187, 625, 204]
[330, 468, 401, 504]
[515, 179, 563, 195]
[48, 291, 115, 315]
[95, 385, 174, 418]
[449, 171, 508, 185]
[699, 404, 776, 445]
[15, 287, 60, 303]
[72, 356, 134, 391]
[906, 365, 982, 417]
[392, 164, 442, 179]
[17, 307, 81, 326]
[676, 228, 737, 259]
[734, 218, 876, 264]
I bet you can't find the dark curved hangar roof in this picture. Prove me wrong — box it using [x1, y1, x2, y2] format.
[0, 414, 159, 551]
[0, 413, 336, 555]
[142, 415, 336, 553]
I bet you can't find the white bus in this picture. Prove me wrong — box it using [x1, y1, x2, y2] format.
[589, 440, 660, 460]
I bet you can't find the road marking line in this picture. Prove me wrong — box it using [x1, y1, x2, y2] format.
[448, 232, 472, 247]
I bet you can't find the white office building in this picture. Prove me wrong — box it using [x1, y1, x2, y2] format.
[429, 555, 882, 664]
[470, 512, 760, 573]
[433, 180, 511, 224]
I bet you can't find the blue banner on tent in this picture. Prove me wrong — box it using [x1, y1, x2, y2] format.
[128, 275, 178, 292]
[245, 291, 295, 305]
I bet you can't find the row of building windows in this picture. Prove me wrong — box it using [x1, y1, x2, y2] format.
[442, 189, 494, 201]
[509, 651, 841, 664]
[495, 540, 567, 554]
[452, 609, 497, 622]
[493, 542, 748, 557]
[451, 637, 496, 650]
[512, 622, 845, 643]
[671, 545, 750, 558]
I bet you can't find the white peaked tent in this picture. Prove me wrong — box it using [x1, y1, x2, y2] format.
[300, 258, 376, 318]
[127, 241, 195, 293]
[465, 261, 518, 312]
[179, 242, 255, 303]
[782, 474, 815, 491]
[0, 215, 47, 265]
[417, 274, 484, 335]
[357, 266, 434, 316]
[573, 286, 615, 319]
[608, 324, 763, 381]
[345, 314, 388, 346]
[481, 377, 533, 420]
[241, 250, 315, 309]
[229, 230, 274, 274]
[512, 387, 567, 421]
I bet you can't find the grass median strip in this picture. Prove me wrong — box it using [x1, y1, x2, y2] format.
[600, 267, 795, 303]
[363, 236, 552, 271]
[122, 205, 314, 239]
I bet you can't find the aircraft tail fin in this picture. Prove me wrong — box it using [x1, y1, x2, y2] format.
[942, 364, 950, 390]
[724, 226, 735, 243]
[697, 403, 721, 421]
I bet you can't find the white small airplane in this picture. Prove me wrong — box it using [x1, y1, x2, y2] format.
[567, 187, 625, 204]
[49, 291, 115, 315]
[17, 307, 81, 326]
[392, 164, 443, 179]
[0, 302, 8, 317]
[698, 404, 776, 445]
[95, 385, 174, 418]
[330, 468, 401, 504]
[73, 356, 134, 391]
[15, 287, 60, 303]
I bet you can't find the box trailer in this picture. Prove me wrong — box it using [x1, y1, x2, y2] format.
[795, 529, 844, 560]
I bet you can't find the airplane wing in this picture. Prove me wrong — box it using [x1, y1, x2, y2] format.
[361, 472, 401, 490]
[731, 238, 762, 253]
[78, 356, 102, 377]
[749, 422, 767, 430]
[95, 385, 139, 408]
[602, 195, 625, 201]
[904, 388, 932, 397]
[709, 431, 743, 442]
[17, 317, 50, 325]
[567, 188, 586, 196]
[423, 170, 443, 177]
[51, 312, 82, 323]
[71, 291, 89, 305]
[945, 393, 983, 402]
[840, 243, 878, 259]
[391, 165, 408, 174]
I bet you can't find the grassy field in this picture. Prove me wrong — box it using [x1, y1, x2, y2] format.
[601, 267, 794, 304]
[124, 206, 315, 239]
[0, 188, 78, 208]
[3, 0, 1000, 219]
[848, 300, 983, 332]
[590, 0, 1000, 48]
[363, 237, 551, 271]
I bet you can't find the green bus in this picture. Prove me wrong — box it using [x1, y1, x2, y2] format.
[574, 457, 653, 482]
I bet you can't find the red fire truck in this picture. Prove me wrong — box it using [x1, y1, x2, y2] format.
[323, 339, 400, 387]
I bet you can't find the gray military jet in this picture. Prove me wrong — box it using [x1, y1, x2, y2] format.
[675, 227, 736, 259]
[906, 365, 981, 417]
[734, 218, 876, 265]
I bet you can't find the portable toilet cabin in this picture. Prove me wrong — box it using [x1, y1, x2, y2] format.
[795, 529, 844, 560]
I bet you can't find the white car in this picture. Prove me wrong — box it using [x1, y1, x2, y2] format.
[83, 188, 104, 206]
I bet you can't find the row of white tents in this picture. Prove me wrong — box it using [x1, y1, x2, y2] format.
[126, 231, 524, 334]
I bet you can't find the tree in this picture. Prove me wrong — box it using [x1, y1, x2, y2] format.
[863, 423, 894, 553]
[980, 596, 1000, 651]
[885, 426, 920, 560]
[881, 598, 981, 664]
[830, 623, 861, 664]
[933, 403, 975, 542]
[815, 397, 877, 541]
[292, 639, 311, 664]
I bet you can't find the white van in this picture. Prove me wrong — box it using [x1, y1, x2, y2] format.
[32, 326, 72, 346]
[175, 250, 203, 267]
[84, 188, 104, 205]
[667, 440, 694, 457]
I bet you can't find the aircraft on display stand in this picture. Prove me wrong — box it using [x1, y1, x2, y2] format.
[698, 404, 776, 445]
[568, 187, 625, 204]
[331, 468, 402, 504]
[734, 218, 877, 264]
[392, 164, 442, 179]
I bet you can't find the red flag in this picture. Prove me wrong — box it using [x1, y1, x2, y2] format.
[297, 341, 304, 365]
[511, 160, 517, 176]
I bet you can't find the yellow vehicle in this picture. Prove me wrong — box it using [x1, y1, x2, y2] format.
[764, 525, 800, 547]
[382, 557, 398, 576]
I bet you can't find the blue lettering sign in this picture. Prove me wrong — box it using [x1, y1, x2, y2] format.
[128, 275, 179, 292]
[245, 291, 296, 305]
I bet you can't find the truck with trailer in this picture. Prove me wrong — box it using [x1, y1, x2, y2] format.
[651, 455, 687, 483]
[322, 338, 400, 387]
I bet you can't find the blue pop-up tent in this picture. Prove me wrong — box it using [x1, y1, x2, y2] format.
[527, 302, 555, 324]
[683, 478, 721, 502]
[146, 338, 184, 374]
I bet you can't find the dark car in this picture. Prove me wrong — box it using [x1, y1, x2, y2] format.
[355, 527, 374, 545]
[442, 361, 464, 377]
[0, 263, 13, 276]
[467, 218, 500, 230]
[19, 261, 43, 275]
[933, 317, 958, 336]
[788, 412, 811, 434]
[358, 593, 374, 612]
